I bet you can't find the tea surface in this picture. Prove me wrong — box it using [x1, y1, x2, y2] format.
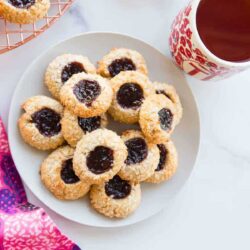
[196, 0, 250, 62]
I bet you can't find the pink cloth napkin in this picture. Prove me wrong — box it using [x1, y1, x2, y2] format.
[0, 118, 81, 250]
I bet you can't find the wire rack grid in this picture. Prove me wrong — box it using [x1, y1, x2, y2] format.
[0, 0, 74, 54]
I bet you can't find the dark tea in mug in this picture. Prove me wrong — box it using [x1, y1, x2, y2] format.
[196, 0, 250, 62]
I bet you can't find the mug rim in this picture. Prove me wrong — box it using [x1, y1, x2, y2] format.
[191, 0, 250, 67]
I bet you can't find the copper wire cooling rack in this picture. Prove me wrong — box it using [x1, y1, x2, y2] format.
[0, 0, 74, 54]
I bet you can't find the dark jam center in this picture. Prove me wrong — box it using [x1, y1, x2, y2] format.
[60, 159, 80, 184]
[86, 146, 114, 174]
[156, 90, 172, 101]
[61, 62, 85, 83]
[77, 116, 101, 133]
[125, 137, 148, 165]
[156, 144, 168, 172]
[158, 108, 173, 131]
[105, 175, 131, 199]
[9, 0, 35, 9]
[108, 58, 136, 77]
[73, 80, 101, 107]
[31, 108, 61, 137]
[117, 83, 144, 109]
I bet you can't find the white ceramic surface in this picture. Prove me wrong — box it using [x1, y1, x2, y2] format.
[8, 32, 199, 227]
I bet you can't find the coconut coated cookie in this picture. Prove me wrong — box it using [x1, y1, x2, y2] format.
[154, 82, 183, 124]
[0, 0, 50, 24]
[18, 95, 64, 150]
[145, 140, 178, 184]
[139, 94, 178, 143]
[40, 145, 90, 200]
[73, 129, 127, 185]
[119, 130, 159, 183]
[61, 108, 108, 147]
[90, 175, 141, 218]
[45, 54, 96, 99]
[97, 48, 148, 78]
[60, 72, 113, 117]
[108, 71, 154, 124]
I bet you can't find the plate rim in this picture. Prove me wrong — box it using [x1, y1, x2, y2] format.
[8, 31, 201, 228]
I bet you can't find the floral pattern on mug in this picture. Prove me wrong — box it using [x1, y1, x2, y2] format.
[169, 2, 246, 81]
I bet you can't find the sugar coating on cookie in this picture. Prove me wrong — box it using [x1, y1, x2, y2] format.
[139, 94, 178, 143]
[73, 128, 127, 185]
[145, 140, 178, 184]
[60, 72, 113, 118]
[154, 82, 183, 124]
[108, 71, 154, 124]
[97, 48, 148, 78]
[0, 0, 50, 24]
[45, 54, 96, 99]
[61, 108, 108, 147]
[118, 130, 160, 183]
[90, 174, 141, 218]
[18, 95, 64, 150]
[40, 145, 90, 200]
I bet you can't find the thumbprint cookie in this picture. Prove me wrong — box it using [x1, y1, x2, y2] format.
[45, 54, 96, 99]
[90, 175, 141, 218]
[0, 0, 50, 24]
[73, 129, 127, 185]
[145, 140, 178, 184]
[154, 82, 183, 124]
[97, 48, 148, 78]
[18, 95, 64, 150]
[108, 71, 154, 124]
[60, 72, 113, 118]
[40, 146, 90, 200]
[139, 94, 178, 143]
[61, 108, 108, 147]
[119, 130, 159, 183]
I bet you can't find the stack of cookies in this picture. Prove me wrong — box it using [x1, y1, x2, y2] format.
[18, 48, 182, 218]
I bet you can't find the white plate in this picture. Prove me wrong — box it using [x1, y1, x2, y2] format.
[8, 32, 200, 228]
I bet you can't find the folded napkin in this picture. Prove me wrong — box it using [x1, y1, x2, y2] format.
[0, 118, 80, 250]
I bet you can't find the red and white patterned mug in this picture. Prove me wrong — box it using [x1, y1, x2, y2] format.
[169, 0, 250, 81]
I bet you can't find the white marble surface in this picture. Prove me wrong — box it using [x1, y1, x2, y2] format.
[1, 0, 250, 249]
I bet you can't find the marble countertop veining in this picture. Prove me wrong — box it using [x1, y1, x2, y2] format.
[1, 0, 250, 249]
